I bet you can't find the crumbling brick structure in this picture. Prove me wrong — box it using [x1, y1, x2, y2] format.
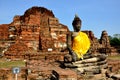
[0, 6, 120, 80]
[0, 6, 115, 59]
[2, 6, 69, 60]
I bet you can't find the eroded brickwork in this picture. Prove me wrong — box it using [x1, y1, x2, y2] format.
[0, 6, 116, 59]
[0, 6, 120, 80]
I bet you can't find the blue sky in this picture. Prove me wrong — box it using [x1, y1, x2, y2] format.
[0, 0, 120, 38]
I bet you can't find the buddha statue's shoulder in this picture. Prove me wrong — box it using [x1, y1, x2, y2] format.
[71, 32, 79, 37]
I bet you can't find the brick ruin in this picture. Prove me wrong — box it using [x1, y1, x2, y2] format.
[0, 6, 120, 80]
[0, 6, 69, 59]
[0, 6, 117, 59]
[0, 7, 116, 55]
[83, 30, 118, 55]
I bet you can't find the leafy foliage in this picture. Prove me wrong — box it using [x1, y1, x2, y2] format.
[109, 34, 120, 46]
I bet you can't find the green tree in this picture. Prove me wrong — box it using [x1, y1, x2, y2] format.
[109, 34, 120, 46]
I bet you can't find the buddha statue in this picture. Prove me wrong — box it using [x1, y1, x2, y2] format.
[64, 14, 90, 62]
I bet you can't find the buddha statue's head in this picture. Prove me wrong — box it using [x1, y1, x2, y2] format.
[72, 14, 82, 32]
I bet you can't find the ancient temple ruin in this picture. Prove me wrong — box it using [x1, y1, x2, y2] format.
[0, 6, 69, 60]
[0, 6, 114, 59]
[0, 6, 120, 80]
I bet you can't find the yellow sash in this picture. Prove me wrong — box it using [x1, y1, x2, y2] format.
[72, 32, 90, 59]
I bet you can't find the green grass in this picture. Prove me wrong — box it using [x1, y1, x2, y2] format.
[0, 60, 25, 68]
[107, 55, 120, 60]
[0, 55, 119, 68]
